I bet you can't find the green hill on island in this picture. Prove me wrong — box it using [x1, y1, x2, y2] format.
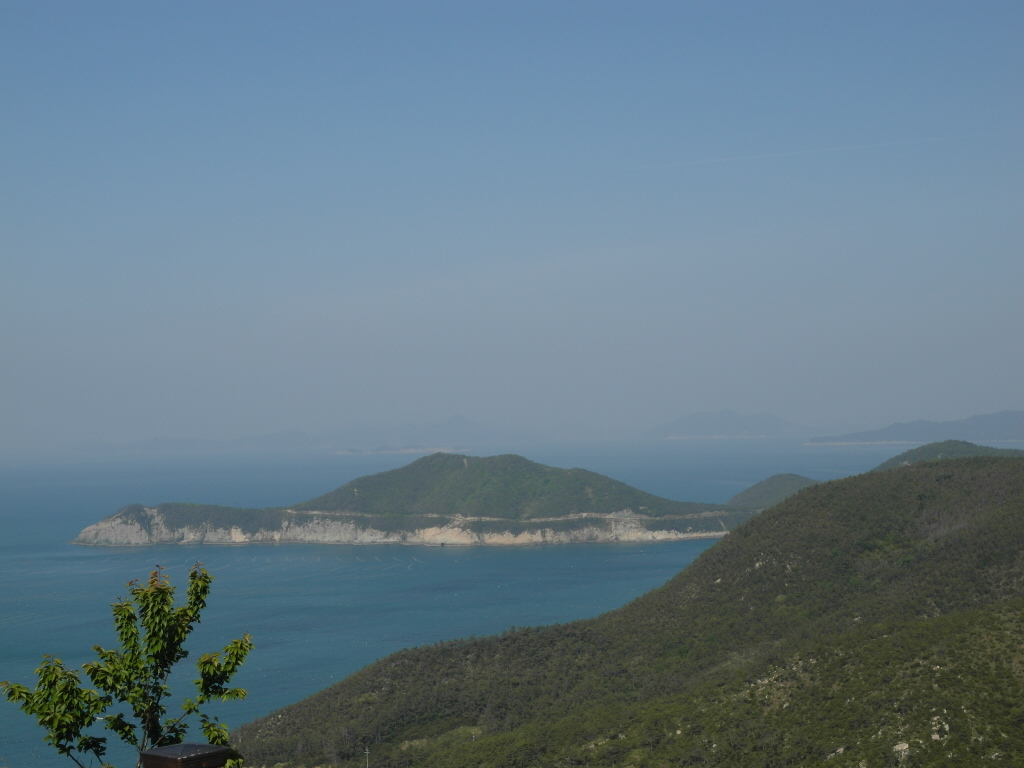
[726, 473, 819, 509]
[871, 438, 1024, 472]
[293, 452, 720, 519]
[73, 453, 747, 546]
[721, 441, 1024, 514]
[234, 455, 1024, 767]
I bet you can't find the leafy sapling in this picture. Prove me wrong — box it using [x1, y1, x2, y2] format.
[2, 564, 253, 768]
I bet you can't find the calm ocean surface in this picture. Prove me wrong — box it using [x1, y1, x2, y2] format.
[0, 439, 906, 767]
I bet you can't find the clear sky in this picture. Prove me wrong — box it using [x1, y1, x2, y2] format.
[2, 1, 1022, 455]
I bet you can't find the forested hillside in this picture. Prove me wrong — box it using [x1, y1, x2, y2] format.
[726, 473, 818, 509]
[293, 452, 727, 518]
[234, 457, 1024, 767]
[871, 439, 1024, 472]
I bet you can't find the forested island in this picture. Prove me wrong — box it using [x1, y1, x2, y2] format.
[74, 443, 1023, 549]
[74, 453, 760, 547]
[234, 449, 1024, 766]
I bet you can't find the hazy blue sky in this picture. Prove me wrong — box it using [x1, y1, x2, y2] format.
[2, 1, 1022, 454]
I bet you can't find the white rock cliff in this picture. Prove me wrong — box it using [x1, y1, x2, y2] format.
[73, 507, 726, 547]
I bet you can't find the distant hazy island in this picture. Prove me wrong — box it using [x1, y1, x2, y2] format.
[645, 409, 815, 439]
[807, 409, 1024, 445]
[74, 453, 765, 547]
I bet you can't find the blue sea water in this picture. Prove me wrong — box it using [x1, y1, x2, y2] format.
[0, 440, 907, 767]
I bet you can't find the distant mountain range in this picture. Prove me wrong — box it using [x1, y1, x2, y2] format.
[807, 410, 1024, 444]
[87, 409, 1024, 457]
[645, 410, 815, 439]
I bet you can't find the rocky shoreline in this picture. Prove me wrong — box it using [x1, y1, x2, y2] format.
[72, 507, 728, 547]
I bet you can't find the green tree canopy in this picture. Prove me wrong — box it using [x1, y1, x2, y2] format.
[2, 564, 253, 768]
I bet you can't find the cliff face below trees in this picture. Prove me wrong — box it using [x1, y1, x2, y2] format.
[73, 506, 728, 547]
[73, 453, 748, 547]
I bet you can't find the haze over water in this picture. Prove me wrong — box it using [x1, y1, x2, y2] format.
[3, 3, 1022, 457]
